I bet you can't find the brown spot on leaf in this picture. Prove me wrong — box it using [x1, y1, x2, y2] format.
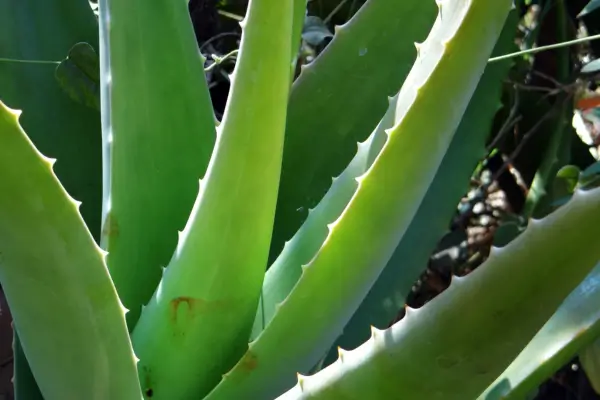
[239, 351, 258, 372]
[102, 213, 119, 238]
[170, 296, 197, 323]
[142, 366, 153, 398]
[169, 296, 233, 324]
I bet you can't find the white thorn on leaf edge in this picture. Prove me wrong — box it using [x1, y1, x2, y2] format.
[274, 301, 285, 313]
[370, 325, 382, 338]
[414, 42, 422, 56]
[450, 273, 466, 284]
[404, 305, 417, 317]
[98, 247, 109, 258]
[355, 172, 367, 185]
[297, 373, 307, 390]
[70, 198, 82, 209]
[487, 245, 503, 258]
[5, 106, 22, 118]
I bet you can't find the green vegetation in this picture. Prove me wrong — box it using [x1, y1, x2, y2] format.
[2, 0, 600, 398]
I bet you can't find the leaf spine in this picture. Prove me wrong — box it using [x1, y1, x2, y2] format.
[97, 247, 109, 259]
[274, 300, 285, 313]
[527, 216, 543, 229]
[414, 42, 422, 57]
[356, 139, 368, 152]
[370, 325, 382, 338]
[574, 186, 592, 199]
[326, 219, 339, 234]
[70, 198, 82, 209]
[280, 239, 291, 252]
[297, 373, 306, 391]
[5, 105, 22, 119]
[487, 245, 503, 258]
[43, 156, 57, 166]
[355, 170, 368, 184]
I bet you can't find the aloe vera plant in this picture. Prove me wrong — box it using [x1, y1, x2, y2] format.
[3, 0, 600, 399]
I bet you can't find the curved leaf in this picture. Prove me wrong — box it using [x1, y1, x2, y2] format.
[0, 101, 142, 400]
[279, 187, 600, 400]
[206, 1, 512, 398]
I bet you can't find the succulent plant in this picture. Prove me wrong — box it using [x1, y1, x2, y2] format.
[1, 0, 600, 399]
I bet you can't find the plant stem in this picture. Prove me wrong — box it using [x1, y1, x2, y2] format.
[489, 33, 600, 63]
[0, 58, 59, 65]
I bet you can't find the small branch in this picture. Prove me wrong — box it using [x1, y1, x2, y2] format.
[217, 10, 243, 22]
[488, 33, 600, 63]
[489, 94, 573, 185]
[199, 32, 241, 53]
[205, 50, 239, 72]
[0, 57, 59, 65]
[324, 0, 349, 24]
[487, 87, 521, 152]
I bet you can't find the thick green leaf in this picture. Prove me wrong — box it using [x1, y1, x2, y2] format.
[270, 0, 437, 261]
[206, 1, 512, 398]
[0, 101, 142, 400]
[252, 94, 397, 338]
[97, 0, 216, 327]
[278, 187, 600, 400]
[481, 263, 600, 399]
[13, 334, 43, 400]
[131, 0, 293, 398]
[291, 0, 307, 75]
[0, 1, 102, 394]
[324, 10, 519, 360]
